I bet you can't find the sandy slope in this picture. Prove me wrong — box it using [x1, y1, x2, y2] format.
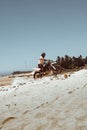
[0, 69, 87, 130]
[0, 76, 13, 86]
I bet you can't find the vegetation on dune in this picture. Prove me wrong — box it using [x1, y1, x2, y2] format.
[56, 55, 87, 70]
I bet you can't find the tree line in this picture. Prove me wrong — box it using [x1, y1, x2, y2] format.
[55, 55, 87, 69]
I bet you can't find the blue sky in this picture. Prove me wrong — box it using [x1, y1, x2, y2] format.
[0, 0, 87, 73]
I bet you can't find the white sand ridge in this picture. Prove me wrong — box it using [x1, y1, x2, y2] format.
[0, 69, 87, 130]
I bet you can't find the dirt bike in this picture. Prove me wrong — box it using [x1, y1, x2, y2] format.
[33, 60, 63, 79]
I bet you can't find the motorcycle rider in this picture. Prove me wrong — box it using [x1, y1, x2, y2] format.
[38, 52, 46, 72]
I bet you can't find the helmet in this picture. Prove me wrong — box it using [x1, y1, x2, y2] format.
[41, 52, 46, 58]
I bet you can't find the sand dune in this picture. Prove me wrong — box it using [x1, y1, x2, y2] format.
[0, 69, 87, 130]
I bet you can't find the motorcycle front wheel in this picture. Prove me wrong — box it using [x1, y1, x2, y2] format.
[33, 72, 42, 79]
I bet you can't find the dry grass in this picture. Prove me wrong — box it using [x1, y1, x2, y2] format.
[0, 76, 14, 86]
[0, 72, 32, 86]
